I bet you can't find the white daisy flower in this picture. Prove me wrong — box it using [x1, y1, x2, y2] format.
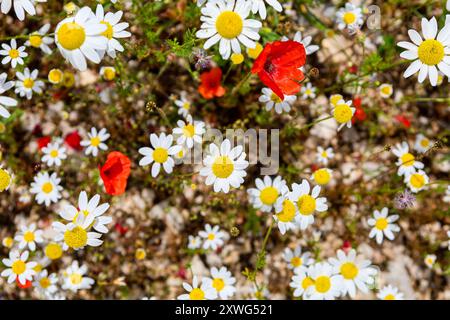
[0, 0, 39, 20]
[332, 99, 355, 131]
[311, 168, 333, 186]
[273, 197, 299, 235]
[300, 83, 317, 99]
[30, 172, 63, 206]
[15, 68, 45, 100]
[25, 23, 54, 54]
[200, 139, 249, 193]
[138, 132, 182, 178]
[336, 3, 363, 31]
[289, 179, 328, 230]
[283, 246, 314, 271]
[41, 142, 67, 167]
[196, 0, 262, 60]
[80, 127, 110, 157]
[52, 215, 103, 251]
[58, 191, 111, 234]
[33, 270, 58, 295]
[290, 266, 315, 298]
[61, 261, 94, 292]
[316, 146, 334, 165]
[188, 235, 202, 250]
[368, 207, 400, 245]
[282, 30, 320, 56]
[424, 254, 436, 268]
[177, 275, 217, 300]
[397, 17, 450, 86]
[0, 39, 28, 68]
[172, 115, 205, 149]
[392, 141, 424, 177]
[95, 4, 131, 59]
[247, 175, 287, 213]
[14, 223, 43, 251]
[329, 249, 377, 298]
[174, 91, 192, 118]
[379, 83, 393, 98]
[1, 250, 36, 285]
[259, 87, 296, 114]
[199, 224, 226, 250]
[414, 133, 433, 153]
[0, 72, 17, 119]
[249, 0, 282, 20]
[404, 169, 429, 193]
[99, 66, 116, 81]
[54, 6, 108, 71]
[305, 262, 342, 300]
[377, 285, 404, 300]
[203, 266, 236, 299]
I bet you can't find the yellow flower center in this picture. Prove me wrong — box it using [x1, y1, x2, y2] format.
[29, 34, 43, 47]
[8, 49, 19, 58]
[334, 103, 353, 123]
[297, 195, 316, 215]
[215, 11, 243, 39]
[291, 257, 302, 268]
[12, 260, 26, 275]
[135, 248, 146, 260]
[231, 53, 244, 64]
[247, 43, 263, 59]
[90, 136, 101, 147]
[270, 92, 282, 103]
[23, 78, 34, 89]
[207, 233, 215, 240]
[64, 226, 88, 250]
[182, 124, 195, 138]
[212, 278, 225, 291]
[276, 199, 296, 222]
[302, 276, 314, 290]
[101, 21, 114, 40]
[259, 186, 278, 205]
[23, 231, 35, 242]
[409, 173, 425, 189]
[153, 147, 169, 163]
[315, 276, 331, 293]
[313, 169, 331, 185]
[2, 236, 13, 248]
[418, 39, 445, 66]
[45, 243, 63, 260]
[50, 149, 59, 158]
[183, 102, 190, 110]
[375, 218, 388, 230]
[48, 69, 63, 84]
[0, 169, 12, 191]
[384, 294, 395, 300]
[212, 156, 234, 179]
[189, 287, 205, 300]
[343, 12, 356, 25]
[70, 273, 83, 285]
[103, 68, 116, 81]
[63, 71, 75, 88]
[33, 264, 42, 272]
[321, 151, 328, 158]
[41, 182, 53, 194]
[420, 138, 429, 148]
[340, 262, 359, 280]
[40, 277, 51, 289]
[400, 153, 414, 167]
[381, 85, 392, 96]
[57, 22, 86, 50]
[330, 95, 343, 106]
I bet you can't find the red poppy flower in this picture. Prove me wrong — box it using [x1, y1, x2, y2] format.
[251, 40, 306, 100]
[342, 240, 352, 254]
[114, 222, 129, 235]
[99, 151, 131, 196]
[198, 67, 226, 99]
[395, 115, 411, 128]
[352, 97, 366, 123]
[64, 131, 83, 151]
[37, 136, 51, 150]
[16, 278, 32, 289]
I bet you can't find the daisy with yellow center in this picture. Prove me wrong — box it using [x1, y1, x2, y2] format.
[289, 179, 328, 230]
[392, 141, 424, 177]
[379, 83, 393, 98]
[368, 207, 400, 245]
[332, 99, 356, 131]
[336, 3, 363, 30]
[52, 215, 103, 251]
[377, 285, 404, 300]
[173, 115, 206, 149]
[188, 235, 202, 250]
[247, 175, 287, 212]
[329, 249, 377, 298]
[174, 91, 192, 118]
[273, 196, 299, 235]
[30, 171, 63, 206]
[0, 0, 37, 20]
[100, 66, 116, 81]
[25, 24, 54, 54]
[203, 267, 236, 299]
[62, 261, 94, 292]
[300, 82, 317, 99]
[0, 39, 28, 68]
[398, 16, 450, 86]
[139, 132, 182, 178]
[200, 139, 249, 193]
[196, 0, 262, 60]
[199, 224, 226, 250]
[54, 6, 108, 71]
[177, 276, 217, 300]
[414, 133, 433, 153]
[424, 254, 436, 269]
[290, 267, 315, 298]
[15, 68, 45, 100]
[48, 69, 64, 84]
[405, 170, 429, 193]
[0, 72, 18, 119]
[311, 168, 333, 186]
[283, 246, 314, 271]
[80, 127, 110, 157]
[14, 223, 43, 252]
[316, 146, 334, 165]
[259, 87, 297, 114]
[1, 250, 37, 285]
[305, 262, 343, 300]
[41, 142, 67, 167]
[33, 270, 58, 296]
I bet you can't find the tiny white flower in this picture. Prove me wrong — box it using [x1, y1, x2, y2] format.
[259, 87, 296, 114]
[177, 275, 217, 300]
[247, 175, 287, 212]
[249, 0, 282, 20]
[392, 141, 424, 177]
[305, 262, 343, 300]
[336, 3, 364, 31]
[283, 246, 314, 271]
[203, 267, 236, 299]
[61, 261, 94, 292]
[290, 266, 315, 298]
[413, 133, 433, 153]
[404, 169, 429, 193]
[25, 23, 54, 54]
[0, 72, 17, 119]
[1, 250, 37, 285]
[316, 146, 334, 165]
[424, 254, 436, 269]
[41, 142, 67, 167]
[30, 172, 63, 206]
[300, 82, 317, 99]
[14, 223, 43, 251]
[188, 235, 201, 250]
[33, 270, 58, 295]
[377, 285, 404, 300]
[174, 91, 192, 118]
[80, 127, 110, 157]
[199, 224, 226, 250]
[379, 83, 393, 98]
[172, 115, 205, 149]
[15, 68, 45, 100]
[368, 207, 400, 245]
